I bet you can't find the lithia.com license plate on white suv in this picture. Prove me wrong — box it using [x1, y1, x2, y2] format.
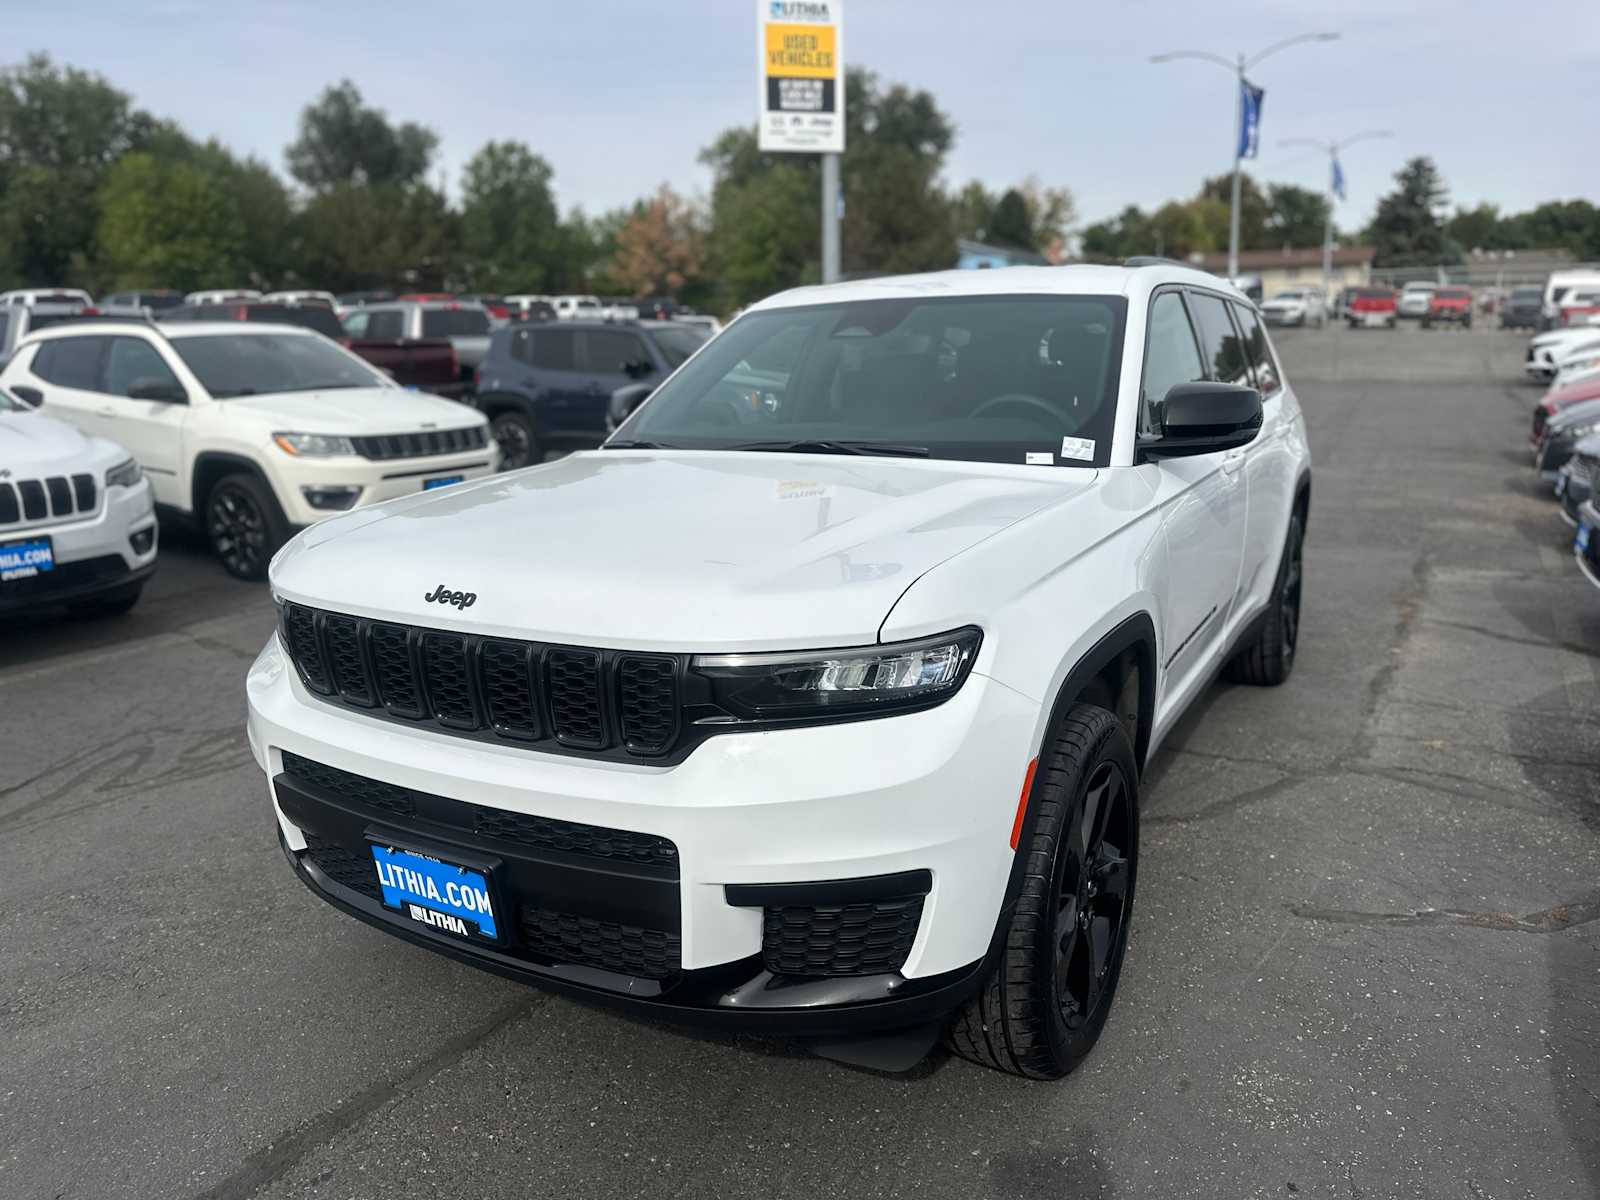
[370, 843, 500, 941]
[0, 536, 55, 582]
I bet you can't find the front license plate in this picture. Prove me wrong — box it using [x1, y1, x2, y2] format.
[1578, 524, 1592, 555]
[423, 475, 463, 491]
[371, 844, 499, 941]
[0, 536, 54, 582]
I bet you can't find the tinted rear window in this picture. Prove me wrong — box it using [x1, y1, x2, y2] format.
[140, 293, 184, 310]
[1512, 287, 1543, 300]
[421, 309, 490, 337]
[33, 335, 108, 389]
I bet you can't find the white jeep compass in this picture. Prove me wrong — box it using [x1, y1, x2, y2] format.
[247, 263, 1311, 1078]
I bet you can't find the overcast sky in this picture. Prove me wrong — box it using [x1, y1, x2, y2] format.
[13, 0, 1599, 238]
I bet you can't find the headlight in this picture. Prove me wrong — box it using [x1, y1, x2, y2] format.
[273, 432, 356, 457]
[1559, 421, 1600, 441]
[105, 458, 142, 488]
[691, 628, 982, 720]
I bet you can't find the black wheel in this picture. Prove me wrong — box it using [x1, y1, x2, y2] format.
[489, 410, 538, 471]
[68, 582, 142, 618]
[1226, 510, 1304, 686]
[947, 704, 1139, 1080]
[206, 472, 287, 582]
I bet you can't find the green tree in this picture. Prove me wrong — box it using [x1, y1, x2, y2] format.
[986, 188, 1034, 250]
[1265, 183, 1331, 248]
[459, 140, 560, 292]
[1366, 156, 1452, 266]
[1198, 172, 1269, 248]
[1515, 200, 1600, 258]
[1446, 202, 1505, 252]
[285, 81, 437, 191]
[0, 54, 142, 285]
[94, 152, 246, 290]
[1080, 205, 1153, 260]
[295, 182, 456, 292]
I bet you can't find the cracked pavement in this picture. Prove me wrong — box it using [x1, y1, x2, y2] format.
[1, 326, 1596, 1199]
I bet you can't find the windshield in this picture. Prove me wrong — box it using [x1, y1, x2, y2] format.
[652, 325, 711, 367]
[170, 332, 383, 398]
[1271, 291, 1308, 301]
[421, 309, 490, 337]
[617, 294, 1127, 467]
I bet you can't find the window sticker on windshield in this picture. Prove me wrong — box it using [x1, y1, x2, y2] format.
[1060, 436, 1095, 461]
[1025, 451, 1054, 466]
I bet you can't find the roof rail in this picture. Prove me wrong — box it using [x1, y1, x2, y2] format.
[1122, 256, 1198, 270]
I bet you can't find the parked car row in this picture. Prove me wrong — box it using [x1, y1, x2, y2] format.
[1523, 323, 1600, 594]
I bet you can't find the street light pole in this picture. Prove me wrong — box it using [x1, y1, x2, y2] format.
[1151, 32, 1339, 282]
[1279, 131, 1392, 308]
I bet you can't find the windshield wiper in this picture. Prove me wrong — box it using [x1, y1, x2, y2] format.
[603, 439, 678, 450]
[728, 439, 931, 458]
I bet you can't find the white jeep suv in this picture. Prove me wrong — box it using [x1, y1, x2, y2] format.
[0, 383, 157, 616]
[247, 263, 1311, 1078]
[0, 322, 497, 580]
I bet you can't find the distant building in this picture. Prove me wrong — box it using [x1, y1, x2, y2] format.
[1190, 246, 1376, 296]
[957, 239, 1048, 270]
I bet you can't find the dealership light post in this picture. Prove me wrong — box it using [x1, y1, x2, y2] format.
[1278, 130, 1393, 307]
[1150, 32, 1339, 281]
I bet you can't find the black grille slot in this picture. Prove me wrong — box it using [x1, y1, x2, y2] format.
[0, 484, 17, 524]
[323, 615, 375, 706]
[421, 632, 478, 727]
[351, 427, 487, 461]
[547, 649, 604, 747]
[518, 907, 681, 979]
[617, 656, 679, 755]
[302, 834, 381, 898]
[18, 479, 45, 521]
[761, 896, 925, 977]
[479, 639, 538, 739]
[72, 473, 96, 511]
[474, 809, 678, 869]
[369, 623, 424, 718]
[283, 752, 415, 817]
[283, 604, 332, 694]
[45, 476, 72, 516]
[279, 606, 693, 760]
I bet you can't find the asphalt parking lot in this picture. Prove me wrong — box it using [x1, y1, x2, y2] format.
[2, 323, 1597, 1200]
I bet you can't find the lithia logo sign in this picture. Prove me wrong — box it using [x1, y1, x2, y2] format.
[770, 1, 830, 19]
[424, 584, 477, 609]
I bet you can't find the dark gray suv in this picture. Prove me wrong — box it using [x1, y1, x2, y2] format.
[473, 320, 709, 469]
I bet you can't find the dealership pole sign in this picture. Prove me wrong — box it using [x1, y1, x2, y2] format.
[758, 0, 845, 154]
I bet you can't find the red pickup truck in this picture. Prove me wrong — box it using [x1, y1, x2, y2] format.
[1422, 286, 1473, 329]
[1346, 287, 1397, 329]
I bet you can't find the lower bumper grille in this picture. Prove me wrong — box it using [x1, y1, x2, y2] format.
[761, 896, 925, 977]
[518, 907, 681, 979]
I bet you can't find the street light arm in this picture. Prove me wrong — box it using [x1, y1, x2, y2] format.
[1335, 130, 1394, 152]
[1277, 137, 1331, 153]
[1148, 49, 1237, 72]
[1246, 31, 1339, 70]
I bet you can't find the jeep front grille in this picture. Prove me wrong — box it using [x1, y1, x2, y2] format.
[349, 426, 488, 461]
[278, 604, 685, 760]
[0, 472, 97, 527]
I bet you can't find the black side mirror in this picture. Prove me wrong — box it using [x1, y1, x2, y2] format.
[10, 384, 42, 407]
[607, 382, 655, 432]
[1140, 382, 1262, 460]
[128, 378, 188, 404]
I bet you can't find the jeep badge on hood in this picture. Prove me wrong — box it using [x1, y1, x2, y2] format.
[424, 584, 477, 609]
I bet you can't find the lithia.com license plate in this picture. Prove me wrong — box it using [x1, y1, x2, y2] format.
[370, 843, 499, 941]
[0, 537, 54, 582]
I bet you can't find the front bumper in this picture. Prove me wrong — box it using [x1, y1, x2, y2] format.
[1575, 499, 1600, 590]
[0, 478, 158, 612]
[246, 633, 1036, 1034]
[270, 450, 499, 526]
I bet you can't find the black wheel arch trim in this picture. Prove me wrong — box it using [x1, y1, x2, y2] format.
[191, 451, 280, 516]
[477, 391, 536, 418]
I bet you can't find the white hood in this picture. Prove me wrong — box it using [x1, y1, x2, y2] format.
[0, 408, 115, 472]
[224, 387, 482, 434]
[271, 450, 1096, 652]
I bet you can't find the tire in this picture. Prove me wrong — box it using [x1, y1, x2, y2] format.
[947, 704, 1139, 1080]
[489, 409, 538, 472]
[1226, 510, 1304, 686]
[68, 582, 142, 618]
[205, 471, 288, 582]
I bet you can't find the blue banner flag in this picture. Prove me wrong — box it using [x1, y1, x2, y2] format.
[1237, 78, 1264, 159]
[1331, 156, 1346, 201]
